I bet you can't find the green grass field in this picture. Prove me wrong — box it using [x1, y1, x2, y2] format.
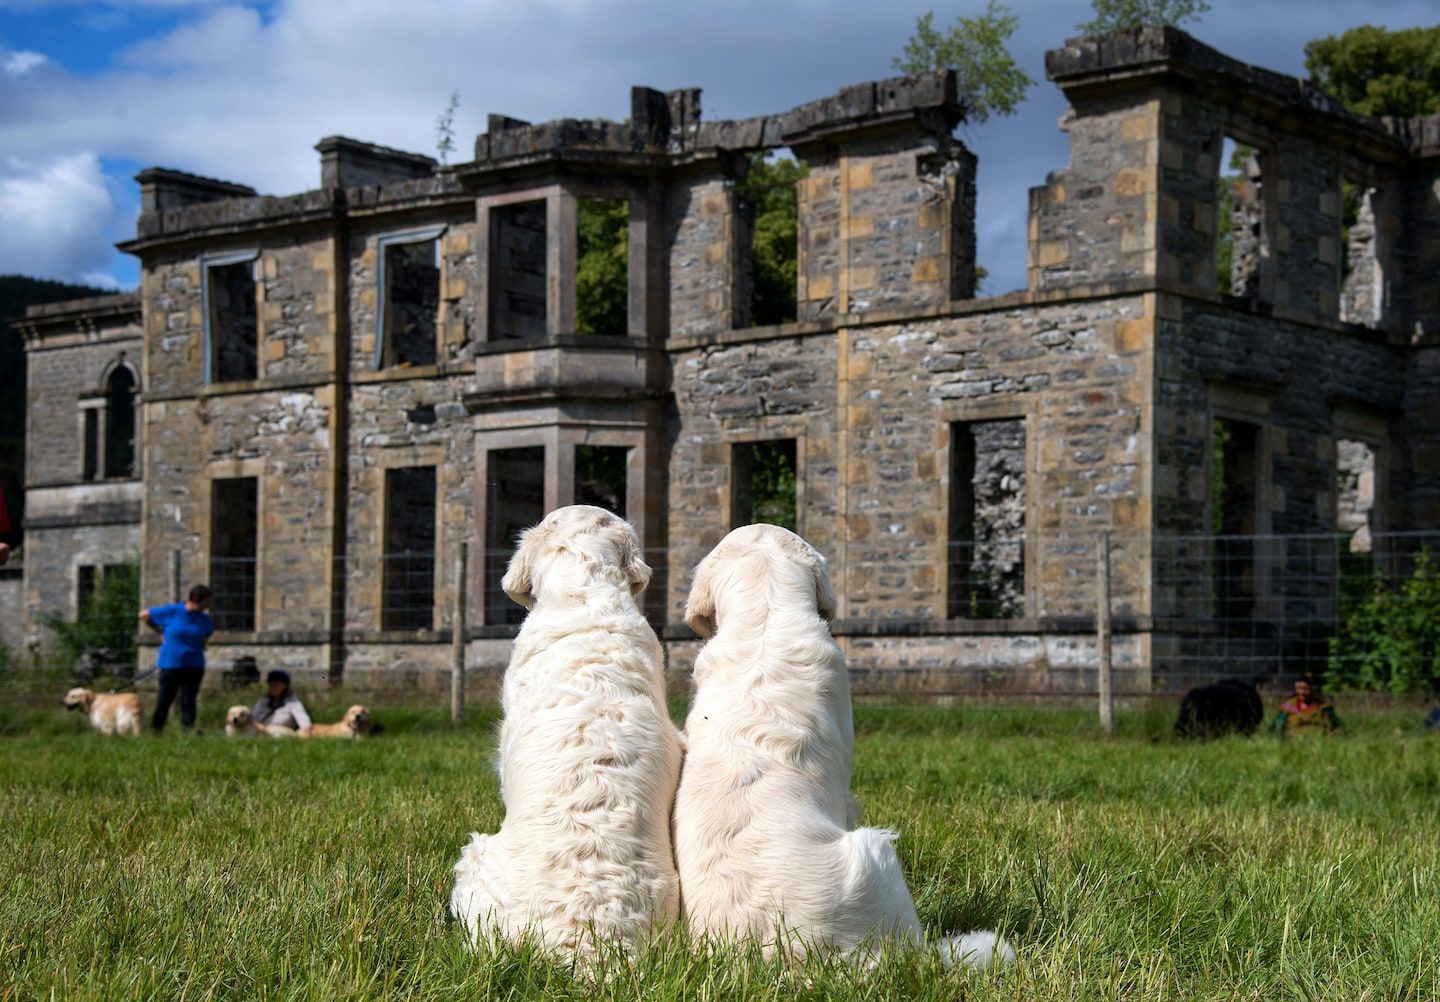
[1, 692, 1437, 1001]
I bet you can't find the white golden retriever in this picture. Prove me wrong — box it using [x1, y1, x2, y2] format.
[63, 687, 142, 736]
[451, 505, 684, 956]
[224, 705, 297, 738]
[674, 524, 1011, 967]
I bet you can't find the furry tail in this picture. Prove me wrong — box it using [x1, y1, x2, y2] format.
[939, 929, 1015, 968]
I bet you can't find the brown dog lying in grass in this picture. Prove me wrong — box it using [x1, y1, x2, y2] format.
[63, 687, 142, 736]
[305, 705, 372, 738]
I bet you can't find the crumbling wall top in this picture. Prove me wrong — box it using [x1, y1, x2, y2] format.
[18, 292, 141, 346]
[1046, 26, 1425, 158]
[465, 70, 963, 172]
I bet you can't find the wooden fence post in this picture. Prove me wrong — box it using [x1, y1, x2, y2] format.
[170, 549, 182, 604]
[451, 542, 468, 724]
[1097, 531, 1114, 734]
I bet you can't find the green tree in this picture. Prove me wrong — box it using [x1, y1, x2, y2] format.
[575, 198, 629, 336]
[1077, 0, 1209, 34]
[892, 2, 1034, 125]
[1304, 25, 1440, 119]
[735, 154, 807, 327]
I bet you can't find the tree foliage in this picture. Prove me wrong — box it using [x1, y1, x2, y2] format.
[749, 440, 797, 531]
[893, 3, 1033, 124]
[40, 561, 140, 675]
[575, 198, 629, 336]
[1304, 25, 1440, 119]
[1329, 549, 1440, 694]
[1077, 0, 1209, 34]
[434, 90, 460, 165]
[735, 154, 806, 327]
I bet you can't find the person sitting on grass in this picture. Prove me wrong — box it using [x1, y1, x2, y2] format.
[252, 670, 312, 736]
[1270, 675, 1343, 738]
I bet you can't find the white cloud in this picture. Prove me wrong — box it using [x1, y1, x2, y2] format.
[0, 152, 120, 280]
[3, 50, 47, 75]
[2, 0, 1438, 289]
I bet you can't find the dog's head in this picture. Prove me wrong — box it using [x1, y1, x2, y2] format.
[62, 687, 95, 712]
[501, 505, 650, 609]
[343, 705, 371, 734]
[226, 705, 253, 728]
[685, 523, 837, 639]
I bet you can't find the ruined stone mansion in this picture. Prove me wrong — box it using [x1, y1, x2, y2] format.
[15, 27, 1440, 693]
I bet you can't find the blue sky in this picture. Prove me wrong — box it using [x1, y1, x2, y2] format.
[1, 0, 1435, 295]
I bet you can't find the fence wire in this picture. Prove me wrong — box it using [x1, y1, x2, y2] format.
[4, 531, 1438, 710]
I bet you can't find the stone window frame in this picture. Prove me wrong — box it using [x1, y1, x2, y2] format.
[76, 356, 140, 483]
[372, 225, 448, 371]
[1334, 164, 1395, 331]
[475, 431, 552, 628]
[1212, 126, 1275, 305]
[200, 249, 260, 385]
[721, 422, 808, 537]
[205, 457, 266, 636]
[1330, 407, 1389, 541]
[476, 183, 658, 343]
[1206, 384, 1277, 622]
[937, 395, 1039, 622]
[373, 445, 446, 635]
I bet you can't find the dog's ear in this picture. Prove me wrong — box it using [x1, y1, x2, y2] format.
[501, 524, 544, 608]
[613, 522, 652, 598]
[811, 552, 838, 623]
[685, 555, 719, 639]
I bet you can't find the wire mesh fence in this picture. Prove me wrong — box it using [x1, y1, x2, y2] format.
[4, 530, 1439, 719]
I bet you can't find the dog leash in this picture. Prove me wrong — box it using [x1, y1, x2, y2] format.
[108, 668, 158, 694]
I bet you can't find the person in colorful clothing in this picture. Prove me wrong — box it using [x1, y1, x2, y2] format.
[1270, 675, 1343, 738]
[139, 584, 215, 731]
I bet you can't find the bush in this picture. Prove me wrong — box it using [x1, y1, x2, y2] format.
[1328, 548, 1440, 694]
[40, 560, 140, 678]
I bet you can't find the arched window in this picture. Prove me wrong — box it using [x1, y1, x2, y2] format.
[103, 366, 136, 478]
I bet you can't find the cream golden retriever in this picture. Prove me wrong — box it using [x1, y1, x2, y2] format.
[451, 505, 683, 957]
[674, 524, 1011, 967]
[224, 705, 297, 738]
[307, 705, 371, 738]
[63, 687, 142, 736]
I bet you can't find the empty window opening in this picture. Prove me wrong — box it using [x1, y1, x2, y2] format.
[576, 199, 629, 336]
[206, 258, 258, 383]
[104, 367, 136, 478]
[948, 419, 1026, 619]
[1336, 438, 1377, 554]
[210, 477, 258, 631]
[380, 236, 440, 368]
[1215, 137, 1264, 298]
[575, 445, 628, 517]
[1339, 181, 1385, 327]
[1212, 417, 1260, 621]
[485, 447, 545, 625]
[489, 201, 548, 340]
[732, 439, 797, 531]
[737, 152, 804, 327]
[382, 466, 437, 630]
[81, 408, 99, 482]
[76, 564, 98, 615]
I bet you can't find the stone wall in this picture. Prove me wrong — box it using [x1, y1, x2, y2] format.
[25, 327, 141, 486]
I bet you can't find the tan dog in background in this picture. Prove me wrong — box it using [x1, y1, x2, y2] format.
[306, 704, 371, 738]
[63, 687, 142, 736]
[225, 705, 297, 737]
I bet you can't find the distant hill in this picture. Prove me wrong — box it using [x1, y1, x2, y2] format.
[0, 275, 120, 546]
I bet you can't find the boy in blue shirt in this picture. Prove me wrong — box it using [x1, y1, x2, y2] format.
[140, 584, 215, 731]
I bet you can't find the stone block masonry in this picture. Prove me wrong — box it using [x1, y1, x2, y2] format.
[12, 27, 1437, 695]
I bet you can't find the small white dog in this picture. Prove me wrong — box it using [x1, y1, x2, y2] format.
[674, 524, 1011, 967]
[451, 505, 684, 957]
[224, 705, 297, 738]
[63, 687, 142, 736]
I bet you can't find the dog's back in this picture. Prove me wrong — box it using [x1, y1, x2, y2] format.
[451, 506, 682, 956]
[94, 692, 142, 736]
